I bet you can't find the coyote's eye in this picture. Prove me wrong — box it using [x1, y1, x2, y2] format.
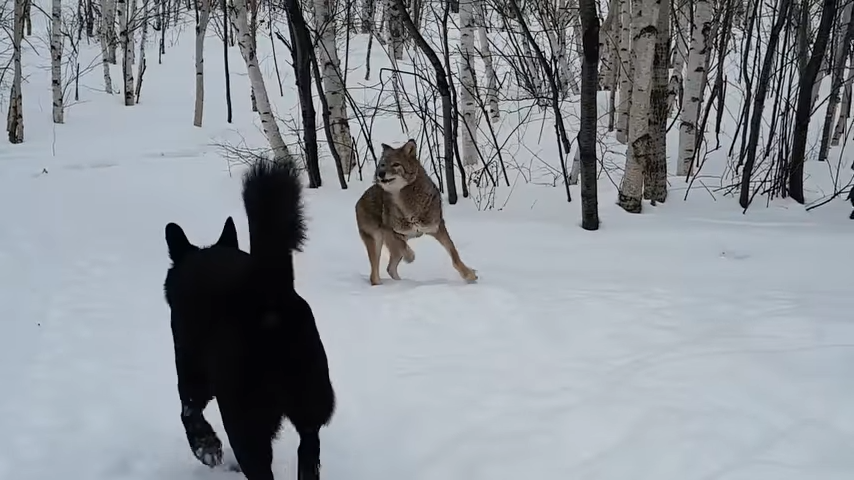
[391, 163, 400, 168]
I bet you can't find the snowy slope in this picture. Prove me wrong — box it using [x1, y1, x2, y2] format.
[2, 8, 854, 480]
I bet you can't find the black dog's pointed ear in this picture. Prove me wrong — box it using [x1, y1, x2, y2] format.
[215, 216, 239, 248]
[165, 222, 197, 263]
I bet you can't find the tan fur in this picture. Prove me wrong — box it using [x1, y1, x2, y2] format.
[355, 139, 478, 285]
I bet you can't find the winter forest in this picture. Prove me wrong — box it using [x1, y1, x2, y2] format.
[3, 0, 854, 221]
[3, 0, 854, 479]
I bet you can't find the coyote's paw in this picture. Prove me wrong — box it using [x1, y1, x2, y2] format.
[462, 268, 478, 282]
[403, 246, 415, 263]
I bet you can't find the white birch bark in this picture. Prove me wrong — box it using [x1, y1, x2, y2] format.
[51, 0, 64, 123]
[193, 0, 210, 126]
[552, 0, 576, 95]
[103, 0, 118, 63]
[386, 0, 403, 60]
[820, 2, 854, 156]
[229, 0, 294, 161]
[477, 4, 499, 122]
[676, 0, 712, 176]
[617, 0, 660, 212]
[7, 0, 25, 143]
[118, 0, 135, 105]
[459, 0, 478, 167]
[832, 50, 854, 146]
[135, 0, 150, 100]
[315, 0, 355, 173]
[129, 0, 137, 66]
[615, 0, 632, 144]
[667, 0, 689, 116]
[599, 0, 619, 89]
[100, 0, 115, 92]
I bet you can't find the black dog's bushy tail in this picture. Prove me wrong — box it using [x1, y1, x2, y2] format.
[241, 156, 306, 285]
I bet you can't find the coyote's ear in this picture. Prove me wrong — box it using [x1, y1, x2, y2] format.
[165, 222, 198, 263]
[402, 138, 417, 157]
[380, 143, 392, 152]
[215, 216, 239, 248]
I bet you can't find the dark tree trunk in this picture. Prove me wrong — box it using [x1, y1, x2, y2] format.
[788, 0, 837, 203]
[392, 0, 458, 204]
[738, 0, 792, 209]
[283, 0, 322, 188]
[578, 0, 600, 229]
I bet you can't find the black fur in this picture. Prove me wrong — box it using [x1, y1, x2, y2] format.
[163, 158, 335, 480]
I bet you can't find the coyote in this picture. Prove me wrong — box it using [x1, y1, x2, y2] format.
[355, 139, 478, 285]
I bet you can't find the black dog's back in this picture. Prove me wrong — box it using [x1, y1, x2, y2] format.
[163, 157, 334, 480]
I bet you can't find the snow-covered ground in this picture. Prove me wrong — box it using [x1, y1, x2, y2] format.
[2, 9, 854, 480]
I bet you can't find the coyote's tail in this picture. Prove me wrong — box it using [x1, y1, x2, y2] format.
[241, 156, 306, 286]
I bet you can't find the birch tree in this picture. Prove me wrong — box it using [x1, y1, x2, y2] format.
[51, 0, 64, 123]
[386, 0, 403, 60]
[193, 0, 211, 126]
[459, 0, 478, 167]
[100, 0, 115, 92]
[135, 0, 150, 101]
[667, 0, 689, 116]
[832, 51, 854, 145]
[615, 0, 632, 144]
[314, 0, 355, 173]
[477, 4, 499, 121]
[7, 0, 25, 143]
[103, 0, 117, 63]
[818, 2, 854, 162]
[676, 0, 712, 176]
[117, 0, 135, 105]
[229, 0, 294, 161]
[617, 0, 662, 212]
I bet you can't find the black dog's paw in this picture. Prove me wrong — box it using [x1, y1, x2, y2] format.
[190, 433, 223, 468]
[225, 462, 242, 473]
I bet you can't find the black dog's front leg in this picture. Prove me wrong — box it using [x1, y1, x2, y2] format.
[172, 314, 222, 468]
[219, 398, 277, 480]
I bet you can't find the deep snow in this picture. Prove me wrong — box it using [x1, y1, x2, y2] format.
[2, 7, 854, 480]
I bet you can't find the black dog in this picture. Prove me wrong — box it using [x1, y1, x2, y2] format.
[163, 158, 335, 480]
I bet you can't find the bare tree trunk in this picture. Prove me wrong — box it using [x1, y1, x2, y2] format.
[193, 0, 211, 126]
[832, 50, 854, 145]
[362, 0, 375, 33]
[818, 2, 854, 161]
[314, 0, 355, 173]
[387, 0, 404, 59]
[579, 0, 600, 229]
[459, 0, 478, 167]
[738, 0, 791, 208]
[676, 0, 712, 176]
[51, 0, 65, 123]
[7, 0, 25, 143]
[644, 0, 668, 202]
[222, 0, 233, 122]
[615, 0, 632, 144]
[229, 0, 295, 161]
[118, 0, 136, 105]
[667, 0, 689, 116]
[135, 0, 150, 101]
[393, 0, 458, 203]
[104, 0, 118, 63]
[617, 0, 662, 212]
[788, 0, 838, 203]
[477, 3, 499, 122]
